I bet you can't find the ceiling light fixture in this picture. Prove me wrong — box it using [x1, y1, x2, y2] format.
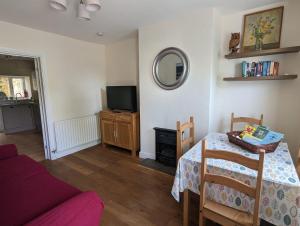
[49, 0, 67, 11]
[49, 0, 101, 21]
[78, 0, 91, 21]
[96, 32, 104, 37]
[85, 0, 101, 12]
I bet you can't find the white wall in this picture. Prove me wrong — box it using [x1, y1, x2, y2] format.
[277, 0, 300, 161]
[212, 2, 284, 133]
[106, 36, 138, 86]
[0, 21, 106, 154]
[105, 35, 139, 109]
[138, 9, 216, 159]
[138, 1, 300, 162]
[212, 1, 300, 161]
[1, 2, 297, 162]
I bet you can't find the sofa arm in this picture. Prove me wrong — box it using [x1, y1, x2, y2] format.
[25, 191, 104, 226]
[0, 144, 18, 160]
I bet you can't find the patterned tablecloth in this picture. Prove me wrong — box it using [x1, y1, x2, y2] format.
[171, 133, 300, 226]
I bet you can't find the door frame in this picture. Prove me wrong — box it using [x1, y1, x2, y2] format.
[0, 48, 52, 159]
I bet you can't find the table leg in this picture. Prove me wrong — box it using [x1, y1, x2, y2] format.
[183, 190, 189, 226]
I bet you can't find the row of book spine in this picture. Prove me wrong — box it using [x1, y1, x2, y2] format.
[242, 61, 279, 77]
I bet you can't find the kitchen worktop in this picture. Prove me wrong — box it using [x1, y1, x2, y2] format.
[0, 100, 36, 107]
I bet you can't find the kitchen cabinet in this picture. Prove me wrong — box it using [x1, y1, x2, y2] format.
[1, 104, 35, 134]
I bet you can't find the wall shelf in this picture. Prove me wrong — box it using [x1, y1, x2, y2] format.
[223, 75, 298, 81]
[225, 46, 300, 59]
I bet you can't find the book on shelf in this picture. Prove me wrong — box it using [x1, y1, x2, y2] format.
[242, 61, 279, 77]
[262, 61, 268, 76]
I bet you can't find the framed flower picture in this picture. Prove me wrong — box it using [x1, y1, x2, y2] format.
[242, 7, 284, 52]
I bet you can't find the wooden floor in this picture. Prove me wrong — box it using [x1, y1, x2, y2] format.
[0, 131, 45, 162]
[41, 146, 181, 226]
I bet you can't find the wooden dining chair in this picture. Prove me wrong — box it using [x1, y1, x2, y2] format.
[177, 116, 195, 226]
[297, 148, 300, 177]
[199, 140, 265, 226]
[176, 116, 195, 164]
[230, 113, 264, 132]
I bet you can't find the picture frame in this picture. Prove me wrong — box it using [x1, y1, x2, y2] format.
[242, 6, 284, 52]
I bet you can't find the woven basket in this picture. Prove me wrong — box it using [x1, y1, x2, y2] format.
[227, 131, 280, 154]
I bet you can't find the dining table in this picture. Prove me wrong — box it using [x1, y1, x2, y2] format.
[171, 133, 300, 226]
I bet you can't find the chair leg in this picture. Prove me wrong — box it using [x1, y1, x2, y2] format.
[199, 213, 205, 226]
[183, 190, 189, 226]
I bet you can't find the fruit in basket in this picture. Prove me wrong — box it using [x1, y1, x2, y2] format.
[239, 125, 256, 138]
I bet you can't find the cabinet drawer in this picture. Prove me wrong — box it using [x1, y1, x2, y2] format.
[101, 112, 115, 121]
[116, 114, 132, 123]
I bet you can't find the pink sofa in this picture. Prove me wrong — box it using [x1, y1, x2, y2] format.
[0, 144, 104, 226]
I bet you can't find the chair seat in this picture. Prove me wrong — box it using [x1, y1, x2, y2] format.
[203, 200, 254, 226]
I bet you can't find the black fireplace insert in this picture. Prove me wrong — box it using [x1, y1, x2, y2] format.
[154, 127, 177, 167]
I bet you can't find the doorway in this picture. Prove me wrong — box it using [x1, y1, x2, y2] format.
[0, 50, 50, 161]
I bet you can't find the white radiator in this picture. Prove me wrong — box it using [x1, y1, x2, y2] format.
[54, 114, 100, 152]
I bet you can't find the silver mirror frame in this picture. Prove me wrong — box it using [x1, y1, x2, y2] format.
[152, 47, 189, 90]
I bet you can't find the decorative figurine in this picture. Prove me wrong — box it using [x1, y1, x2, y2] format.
[229, 32, 240, 54]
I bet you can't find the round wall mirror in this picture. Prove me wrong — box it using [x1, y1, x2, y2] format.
[153, 47, 189, 90]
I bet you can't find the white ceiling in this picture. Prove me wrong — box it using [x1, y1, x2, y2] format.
[0, 0, 281, 44]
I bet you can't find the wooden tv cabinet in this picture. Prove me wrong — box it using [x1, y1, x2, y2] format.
[100, 110, 140, 157]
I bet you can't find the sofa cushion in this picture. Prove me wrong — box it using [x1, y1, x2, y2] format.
[0, 155, 81, 226]
[25, 191, 104, 226]
[0, 155, 46, 184]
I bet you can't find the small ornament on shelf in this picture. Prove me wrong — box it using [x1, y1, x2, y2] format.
[229, 32, 240, 54]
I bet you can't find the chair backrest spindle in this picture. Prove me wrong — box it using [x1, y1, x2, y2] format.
[176, 116, 195, 164]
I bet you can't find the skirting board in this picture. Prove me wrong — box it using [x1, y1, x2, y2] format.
[139, 151, 155, 159]
[51, 139, 100, 160]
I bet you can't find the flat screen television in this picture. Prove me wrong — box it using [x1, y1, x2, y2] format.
[106, 86, 137, 112]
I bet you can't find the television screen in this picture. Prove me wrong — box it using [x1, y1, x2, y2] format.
[106, 86, 137, 112]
